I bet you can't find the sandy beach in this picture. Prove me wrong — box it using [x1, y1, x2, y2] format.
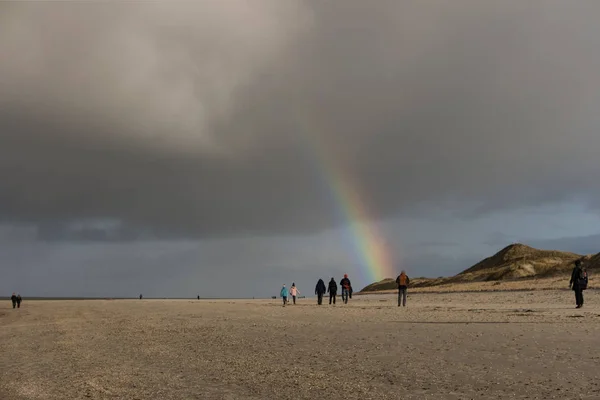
[2, 291, 600, 399]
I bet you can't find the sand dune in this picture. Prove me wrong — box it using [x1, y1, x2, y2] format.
[2, 293, 600, 399]
[360, 243, 594, 294]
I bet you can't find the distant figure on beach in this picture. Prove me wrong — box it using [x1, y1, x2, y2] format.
[16, 294, 22, 308]
[290, 283, 300, 305]
[139, 294, 143, 300]
[280, 284, 288, 307]
[315, 279, 326, 305]
[396, 270, 410, 307]
[340, 274, 352, 304]
[328, 278, 337, 304]
[570, 260, 588, 308]
[197, 295, 200, 300]
[11, 293, 17, 309]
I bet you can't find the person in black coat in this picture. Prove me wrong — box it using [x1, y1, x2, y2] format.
[315, 279, 327, 305]
[327, 278, 337, 305]
[16, 294, 22, 308]
[11, 293, 17, 309]
[569, 259, 588, 308]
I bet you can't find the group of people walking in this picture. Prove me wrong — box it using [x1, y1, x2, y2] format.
[280, 283, 301, 306]
[280, 274, 354, 306]
[10, 293, 22, 309]
[7, 262, 589, 309]
[280, 261, 591, 310]
[280, 270, 413, 308]
[314, 275, 353, 305]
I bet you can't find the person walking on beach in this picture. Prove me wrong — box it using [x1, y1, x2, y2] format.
[290, 283, 300, 305]
[280, 284, 289, 307]
[315, 279, 326, 305]
[340, 274, 352, 304]
[570, 260, 588, 308]
[11, 293, 17, 309]
[396, 270, 410, 307]
[328, 278, 337, 305]
[16, 294, 22, 308]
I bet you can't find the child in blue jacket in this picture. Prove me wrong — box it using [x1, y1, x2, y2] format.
[280, 284, 288, 307]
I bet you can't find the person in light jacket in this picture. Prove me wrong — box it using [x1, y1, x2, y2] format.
[289, 283, 300, 305]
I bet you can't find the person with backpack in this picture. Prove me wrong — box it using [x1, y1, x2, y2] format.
[340, 274, 352, 304]
[290, 283, 300, 305]
[396, 270, 410, 307]
[11, 293, 17, 309]
[315, 279, 326, 305]
[328, 278, 337, 305]
[569, 259, 588, 308]
[280, 284, 289, 307]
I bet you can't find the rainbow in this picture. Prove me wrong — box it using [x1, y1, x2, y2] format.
[300, 126, 398, 285]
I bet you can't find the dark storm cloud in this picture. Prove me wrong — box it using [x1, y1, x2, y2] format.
[529, 234, 600, 256]
[2, 1, 600, 240]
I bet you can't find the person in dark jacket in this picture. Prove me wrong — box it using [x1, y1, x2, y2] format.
[340, 274, 352, 304]
[16, 294, 22, 308]
[396, 271, 410, 307]
[569, 260, 588, 308]
[11, 293, 17, 309]
[315, 279, 326, 305]
[327, 278, 337, 305]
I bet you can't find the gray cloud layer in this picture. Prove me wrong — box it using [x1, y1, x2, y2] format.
[2, 1, 600, 241]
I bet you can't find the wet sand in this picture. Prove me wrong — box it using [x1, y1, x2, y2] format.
[2, 291, 600, 399]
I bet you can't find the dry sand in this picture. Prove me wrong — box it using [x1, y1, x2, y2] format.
[2, 291, 600, 399]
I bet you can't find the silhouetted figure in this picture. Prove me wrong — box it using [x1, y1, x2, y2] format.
[197, 295, 200, 300]
[16, 294, 22, 308]
[570, 260, 588, 308]
[340, 274, 352, 304]
[139, 294, 143, 300]
[328, 278, 337, 305]
[315, 279, 326, 305]
[11, 293, 17, 309]
[396, 270, 410, 307]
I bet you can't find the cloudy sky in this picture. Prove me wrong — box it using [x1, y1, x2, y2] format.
[2, 1, 600, 298]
